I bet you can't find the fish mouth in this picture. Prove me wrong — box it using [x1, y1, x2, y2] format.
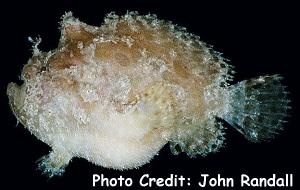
[7, 82, 24, 124]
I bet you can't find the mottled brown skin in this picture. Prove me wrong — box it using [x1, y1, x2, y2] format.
[44, 17, 222, 118]
[21, 16, 223, 125]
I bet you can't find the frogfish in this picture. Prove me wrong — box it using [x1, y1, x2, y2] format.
[7, 12, 290, 177]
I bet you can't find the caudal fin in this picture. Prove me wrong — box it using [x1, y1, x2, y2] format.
[223, 75, 290, 142]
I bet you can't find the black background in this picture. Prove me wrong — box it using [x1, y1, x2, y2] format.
[0, 0, 299, 189]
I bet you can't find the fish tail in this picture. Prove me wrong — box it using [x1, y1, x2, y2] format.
[222, 75, 290, 142]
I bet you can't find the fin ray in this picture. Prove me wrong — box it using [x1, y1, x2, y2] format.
[222, 75, 290, 142]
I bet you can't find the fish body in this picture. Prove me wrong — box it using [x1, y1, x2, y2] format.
[7, 12, 289, 177]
